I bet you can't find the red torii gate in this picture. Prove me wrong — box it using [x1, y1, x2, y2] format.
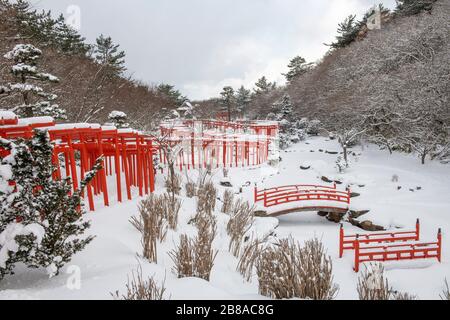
[0, 115, 156, 212]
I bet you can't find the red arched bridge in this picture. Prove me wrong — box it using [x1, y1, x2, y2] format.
[254, 183, 351, 217]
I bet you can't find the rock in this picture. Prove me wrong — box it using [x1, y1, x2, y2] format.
[326, 212, 346, 223]
[409, 189, 415, 192]
[334, 180, 343, 185]
[358, 185, 365, 188]
[220, 181, 233, 188]
[350, 192, 361, 198]
[321, 176, 334, 183]
[300, 166, 311, 170]
[349, 210, 370, 219]
[317, 211, 328, 217]
[310, 150, 315, 153]
[416, 187, 422, 191]
[359, 220, 385, 232]
[397, 186, 402, 190]
[326, 151, 339, 155]
[319, 149, 324, 153]
[254, 210, 268, 217]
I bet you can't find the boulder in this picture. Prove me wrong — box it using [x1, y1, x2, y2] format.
[254, 210, 268, 217]
[359, 220, 385, 232]
[350, 192, 361, 198]
[326, 212, 346, 223]
[349, 210, 370, 219]
[321, 176, 334, 183]
[317, 211, 328, 217]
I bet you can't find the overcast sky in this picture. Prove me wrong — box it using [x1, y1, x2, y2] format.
[29, 0, 397, 100]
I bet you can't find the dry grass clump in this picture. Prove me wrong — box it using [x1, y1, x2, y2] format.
[357, 264, 392, 300]
[221, 189, 234, 214]
[196, 181, 217, 215]
[441, 279, 450, 300]
[130, 195, 167, 263]
[111, 266, 168, 300]
[237, 237, 265, 282]
[357, 263, 419, 300]
[255, 237, 338, 300]
[185, 181, 197, 198]
[165, 173, 182, 196]
[161, 193, 181, 230]
[169, 211, 218, 281]
[227, 199, 254, 257]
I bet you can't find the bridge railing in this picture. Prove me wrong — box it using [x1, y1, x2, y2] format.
[353, 229, 442, 272]
[254, 184, 350, 208]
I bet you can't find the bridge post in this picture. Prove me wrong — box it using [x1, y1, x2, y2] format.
[437, 229, 442, 263]
[416, 219, 420, 241]
[339, 224, 344, 258]
[354, 235, 360, 272]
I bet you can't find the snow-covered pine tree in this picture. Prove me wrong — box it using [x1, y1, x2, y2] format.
[220, 86, 235, 121]
[235, 86, 251, 118]
[254, 76, 273, 95]
[3, 44, 67, 119]
[94, 34, 126, 77]
[283, 56, 313, 83]
[396, 0, 437, 16]
[108, 110, 130, 129]
[329, 15, 360, 49]
[0, 130, 100, 279]
[157, 84, 186, 107]
[271, 94, 298, 149]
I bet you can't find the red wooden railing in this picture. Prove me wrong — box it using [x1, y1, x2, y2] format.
[353, 229, 442, 272]
[339, 219, 421, 258]
[254, 184, 350, 209]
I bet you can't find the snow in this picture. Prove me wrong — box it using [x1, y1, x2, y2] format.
[0, 110, 17, 120]
[0, 223, 45, 269]
[0, 136, 449, 300]
[17, 117, 55, 126]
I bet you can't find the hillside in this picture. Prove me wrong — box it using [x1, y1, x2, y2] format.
[0, 1, 175, 131]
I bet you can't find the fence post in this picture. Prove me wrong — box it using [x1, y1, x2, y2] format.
[354, 235, 360, 272]
[416, 219, 420, 241]
[339, 224, 344, 258]
[437, 229, 442, 263]
[254, 185, 257, 203]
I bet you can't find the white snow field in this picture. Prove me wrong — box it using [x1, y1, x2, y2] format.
[0, 136, 449, 300]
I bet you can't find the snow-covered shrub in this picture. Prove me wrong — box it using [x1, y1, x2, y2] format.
[297, 118, 309, 130]
[227, 200, 255, 257]
[297, 129, 308, 142]
[112, 265, 168, 300]
[196, 181, 217, 216]
[221, 189, 234, 214]
[131, 195, 168, 263]
[108, 111, 130, 129]
[306, 120, 322, 136]
[335, 156, 349, 173]
[256, 237, 338, 300]
[0, 131, 97, 280]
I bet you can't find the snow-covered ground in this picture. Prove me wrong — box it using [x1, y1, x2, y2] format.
[0, 136, 449, 300]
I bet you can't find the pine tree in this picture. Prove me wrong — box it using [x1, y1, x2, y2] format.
[0, 130, 100, 280]
[3, 44, 66, 119]
[283, 56, 313, 82]
[220, 86, 235, 121]
[157, 84, 186, 107]
[254, 76, 273, 95]
[329, 15, 360, 49]
[108, 110, 130, 129]
[94, 34, 126, 76]
[271, 94, 298, 149]
[396, 0, 436, 16]
[53, 14, 89, 55]
[235, 86, 251, 118]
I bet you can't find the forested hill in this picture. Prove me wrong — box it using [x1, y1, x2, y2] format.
[0, 0, 181, 131]
[197, 0, 449, 164]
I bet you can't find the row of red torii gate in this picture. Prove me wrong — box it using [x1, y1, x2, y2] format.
[0, 111, 279, 212]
